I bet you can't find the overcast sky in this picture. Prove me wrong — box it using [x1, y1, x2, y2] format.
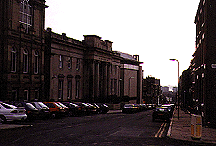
[45, 0, 200, 87]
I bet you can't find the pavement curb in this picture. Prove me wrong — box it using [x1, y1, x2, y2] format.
[0, 124, 33, 130]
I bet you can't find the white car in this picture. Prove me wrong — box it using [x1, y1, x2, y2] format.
[0, 102, 27, 123]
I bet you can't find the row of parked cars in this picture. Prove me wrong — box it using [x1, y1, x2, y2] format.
[122, 103, 156, 113]
[0, 101, 109, 123]
[152, 104, 175, 122]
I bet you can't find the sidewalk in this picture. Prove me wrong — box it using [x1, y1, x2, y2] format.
[167, 108, 216, 144]
[0, 124, 32, 130]
[107, 109, 122, 114]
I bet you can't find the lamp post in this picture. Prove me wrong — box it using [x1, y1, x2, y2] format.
[169, 59, 180, 120]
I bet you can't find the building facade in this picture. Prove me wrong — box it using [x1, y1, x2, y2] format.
[143, 76, 161, 104]
[191, 0, 216, 126]
[0, 0, 46, 101]
[83, 35, 122, 103]
[45, 28, 85, 102]
[1, 0, 144, 104]
[119, 52, 143, 103]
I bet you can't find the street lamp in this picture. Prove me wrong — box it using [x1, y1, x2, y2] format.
[169, 59, 180, 120]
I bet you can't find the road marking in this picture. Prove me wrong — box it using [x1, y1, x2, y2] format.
[159, 123, 167, 138]
[155, 123, 167, 138]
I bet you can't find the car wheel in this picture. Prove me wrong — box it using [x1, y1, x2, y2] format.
[51, 113, 56, 119]
[0, 116, 6, 124]
[68, 111, 73, 117]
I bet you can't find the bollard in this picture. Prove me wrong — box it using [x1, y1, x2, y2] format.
[191, 114, 202, 140]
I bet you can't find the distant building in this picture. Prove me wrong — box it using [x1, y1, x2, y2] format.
[172, 87, 178, 93]
[118, 52, 143, 103]
[143, 76, 161, 104]
[162, 86, 169, 93]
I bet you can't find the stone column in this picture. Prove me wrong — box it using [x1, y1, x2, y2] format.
[103, 62, 108, 98]
[107, 63, 111, 96]
[94, 61, 100, 99]
[89, 60, 95, 101]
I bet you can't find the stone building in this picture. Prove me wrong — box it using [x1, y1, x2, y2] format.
[0, 0, 47, 101]
[118, 52, 143, 103]
[83, 35, 122, 103]
[44, 28, 84, 102]
[143, 76, 161, 104]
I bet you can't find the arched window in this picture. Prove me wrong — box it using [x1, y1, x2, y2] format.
[19, 0, 32, 33]
[11, 48, 17, 72]
[23, 49, 28, 73]
[34, 51, 39, 74]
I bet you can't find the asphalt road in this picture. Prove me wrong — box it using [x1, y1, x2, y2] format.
[0, 110, 201, 146]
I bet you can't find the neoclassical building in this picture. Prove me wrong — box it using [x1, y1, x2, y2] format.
[45, 28, 85, 102]
[83, 35, 122, 103]
[1, 0, 143, 104]
[0, 0, 47, 101]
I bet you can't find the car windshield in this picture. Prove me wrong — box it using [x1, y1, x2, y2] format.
[0, 102, 16, 109]
[70, 103, 78, 107]
[156, 108, 168, 112]
[38, 102, 49, 108]
[124, 104, 133, 107]
[58, 102, 67, 108]
[54, 103, 62, 107]
[26, 103, 37, 110]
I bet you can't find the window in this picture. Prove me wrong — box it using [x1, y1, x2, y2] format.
[76, 58, 80, 71]
[59, 55, 63, 68]
[19, 0, 32, 33]
[67, 80, 72, 99]
[58, 80, 63, 100]
[11, 48, 16, 72]
[75, 79, 80, 99]
[35, 89, 39, 100]
[24, 90, 29, 101]
[68, 57, 72, 69]
[12, 90, 17, 101]
[114, 79, 117, 95]
[23, 49, 28, 73]
[34, 51, 39, 74]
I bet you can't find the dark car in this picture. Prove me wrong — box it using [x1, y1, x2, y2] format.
[57, 102, 69, 116]
[122, 104, 140, 113]
[10, 101, 39, 120]
[76, 103, 95, 115]
[139, 104, 147, 111]
[61, 102, 83, 116]
[31, 102, 50, 119]
[43, 102, 65, 118]
[152, 107, 171, 122]
[95, 103, 109, 114]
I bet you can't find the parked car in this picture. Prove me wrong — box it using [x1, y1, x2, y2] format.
[10, 102, 39, 120]
[31, 102, 50, 119]
[139, 104, 147, 111]
[0, 101, 27, 123]
[161, 104, 174, 115]
[43, 102, 65, 118]
[152, 107, 171, 122]
[76, 103, 94, 115]
[56, 102, 69, 116]
[94, 103, 109, 114]
[62, 102, 84, 116]
[122, 104, 140, 113]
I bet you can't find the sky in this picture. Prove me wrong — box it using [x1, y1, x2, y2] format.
[45, 0, 200, 87]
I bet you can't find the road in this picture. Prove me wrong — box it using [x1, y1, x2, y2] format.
[0, 110, 199, 146]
